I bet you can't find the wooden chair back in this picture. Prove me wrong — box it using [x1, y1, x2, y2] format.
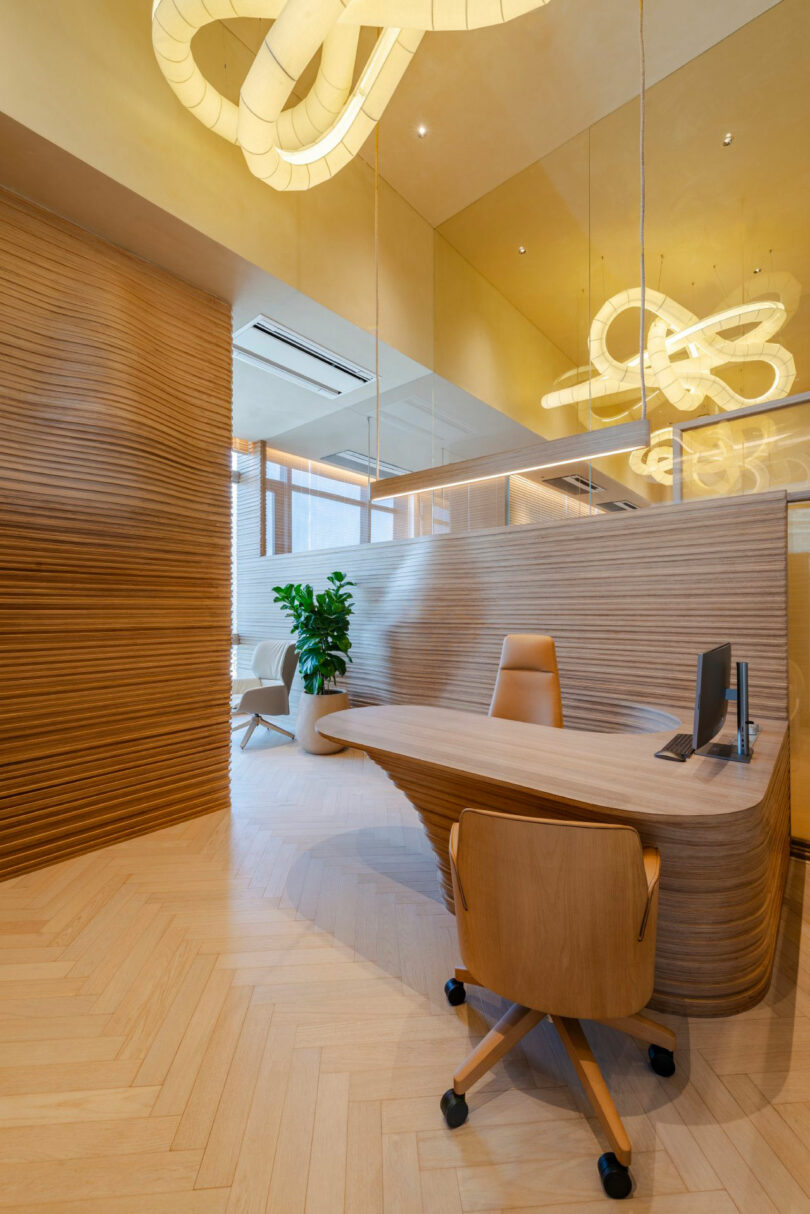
[450, 809, 659, 1020]
[489, 635, 563, 728]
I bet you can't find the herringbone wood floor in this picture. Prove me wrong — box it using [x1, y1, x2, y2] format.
[0, 733, 807, 1213]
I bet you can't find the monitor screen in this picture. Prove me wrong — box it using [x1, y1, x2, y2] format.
[692, 643, 732, 750]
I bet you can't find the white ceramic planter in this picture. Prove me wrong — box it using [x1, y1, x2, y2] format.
[296, 690, 350, 754]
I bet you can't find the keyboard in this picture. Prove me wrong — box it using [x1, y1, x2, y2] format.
[655, 732, 695, 762]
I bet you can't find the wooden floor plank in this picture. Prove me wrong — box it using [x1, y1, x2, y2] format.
[0, 1149, 202, 1206]
[223, 1021, 296, 1213]
[346, 1099, 383, 1214]
[0, 1116, 181, 1162]
[194, 1003, 273, 1190]
[305, 1071, 350, 1213]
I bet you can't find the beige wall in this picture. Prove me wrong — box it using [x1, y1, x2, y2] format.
[433, 237, 574, 439]
[432, 239, 662, 498]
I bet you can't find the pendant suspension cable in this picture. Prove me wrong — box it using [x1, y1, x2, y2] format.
[587, 123, 593, 512]
[374, 125, 381, 481]
[639, 0, 648, 421]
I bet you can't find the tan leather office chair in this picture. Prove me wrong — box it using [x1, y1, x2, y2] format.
[489, 634, 563, 728]
[441, 809, 676, 1201]
[231, 640, 298, 749]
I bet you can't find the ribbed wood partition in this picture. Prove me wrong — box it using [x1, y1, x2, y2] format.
[0, 188, 232, 879]
[236, 444, 788, 726]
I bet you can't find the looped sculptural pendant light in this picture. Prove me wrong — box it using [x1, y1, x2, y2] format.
[151, 0, 551, 192]
[541, 289, 797, 421]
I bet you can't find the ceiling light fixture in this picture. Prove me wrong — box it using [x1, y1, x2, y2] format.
[518, 245, 527, 255]
[723, 132, 734, 146]
[753, 266, 762, 274]
[368, 420, 651, 501]
[151, 0, 552, 192]
[541, 287, 796, 416]
[416, 123, 428, 138]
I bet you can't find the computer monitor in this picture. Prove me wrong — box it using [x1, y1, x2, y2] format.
[692, 643, 731, 751]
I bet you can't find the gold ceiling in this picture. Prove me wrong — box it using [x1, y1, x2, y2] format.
[436, 0, 809, 413]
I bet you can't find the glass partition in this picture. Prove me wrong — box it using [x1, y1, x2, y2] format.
[231, 2, 810, 532]
[425, 0, 810, 510]
[677, 398, 810, 502]
[789, 502, 810, 851]
[236, 439, 605, 559]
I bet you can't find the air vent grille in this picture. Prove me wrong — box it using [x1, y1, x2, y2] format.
[600, 499, 641, 512]
[544, 473, 605, 496]
[321, 450, 410, 479]
[233, 316, 374, 399]
[252, 322, 372, 385]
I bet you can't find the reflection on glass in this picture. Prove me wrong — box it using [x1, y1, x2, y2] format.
[430, 0, 809, 508]
[292, 494, 360, 552]
[789, 503, 810, 847]
[680, 401, 810, 501]
[291, 468, 364, 499]
[231, 2, 810, 543]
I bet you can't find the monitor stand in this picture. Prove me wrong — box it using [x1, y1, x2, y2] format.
[698, 661, 753, 763]
[700, 740, 751, 764]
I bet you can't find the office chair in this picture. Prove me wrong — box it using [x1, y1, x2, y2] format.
[231, 640, 298, 749]
[489, 634, 563, 727]
[440, 809, 676, 1201]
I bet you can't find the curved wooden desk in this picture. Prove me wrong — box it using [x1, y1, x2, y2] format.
[318, 705, 790, 1018]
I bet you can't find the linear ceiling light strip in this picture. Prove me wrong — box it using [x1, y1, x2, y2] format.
[368, 421, 652, 502]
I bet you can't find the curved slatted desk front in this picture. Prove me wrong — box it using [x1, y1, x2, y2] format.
[317, 704, 790, 1018]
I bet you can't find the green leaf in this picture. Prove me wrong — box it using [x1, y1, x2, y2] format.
[272, 570, 354, 693]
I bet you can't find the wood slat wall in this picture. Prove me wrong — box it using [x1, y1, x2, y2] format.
[237, 443, 788, 726]
[0, 188, 232, 879]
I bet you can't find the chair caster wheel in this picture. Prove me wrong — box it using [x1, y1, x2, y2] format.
[444, 978, 466, 1006]
[648, 1044, 676, 1077]
[440, 1089, 468, 1129]
[598, 1152, 632, 1199]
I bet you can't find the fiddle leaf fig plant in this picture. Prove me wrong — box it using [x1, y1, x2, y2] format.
[272, 571, 355, 696]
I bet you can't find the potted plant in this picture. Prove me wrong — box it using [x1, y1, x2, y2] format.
[272, 571, 355, 754]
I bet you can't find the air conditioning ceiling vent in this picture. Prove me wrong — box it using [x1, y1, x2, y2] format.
[321, 450, 410, 479]
[544, 473, 605, 496]
[600, 499, 641, 512]
[234, 316, 374, 399]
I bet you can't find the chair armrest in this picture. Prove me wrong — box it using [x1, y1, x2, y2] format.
[448, 822, 468, 911]
[232, 677, 262, 697]
[234, 685, 290, 716]
[449, 822, 459, 866]
[638, 847, 661, 941]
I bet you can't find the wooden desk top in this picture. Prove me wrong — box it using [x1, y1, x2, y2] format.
[318, 705, 786, 822]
